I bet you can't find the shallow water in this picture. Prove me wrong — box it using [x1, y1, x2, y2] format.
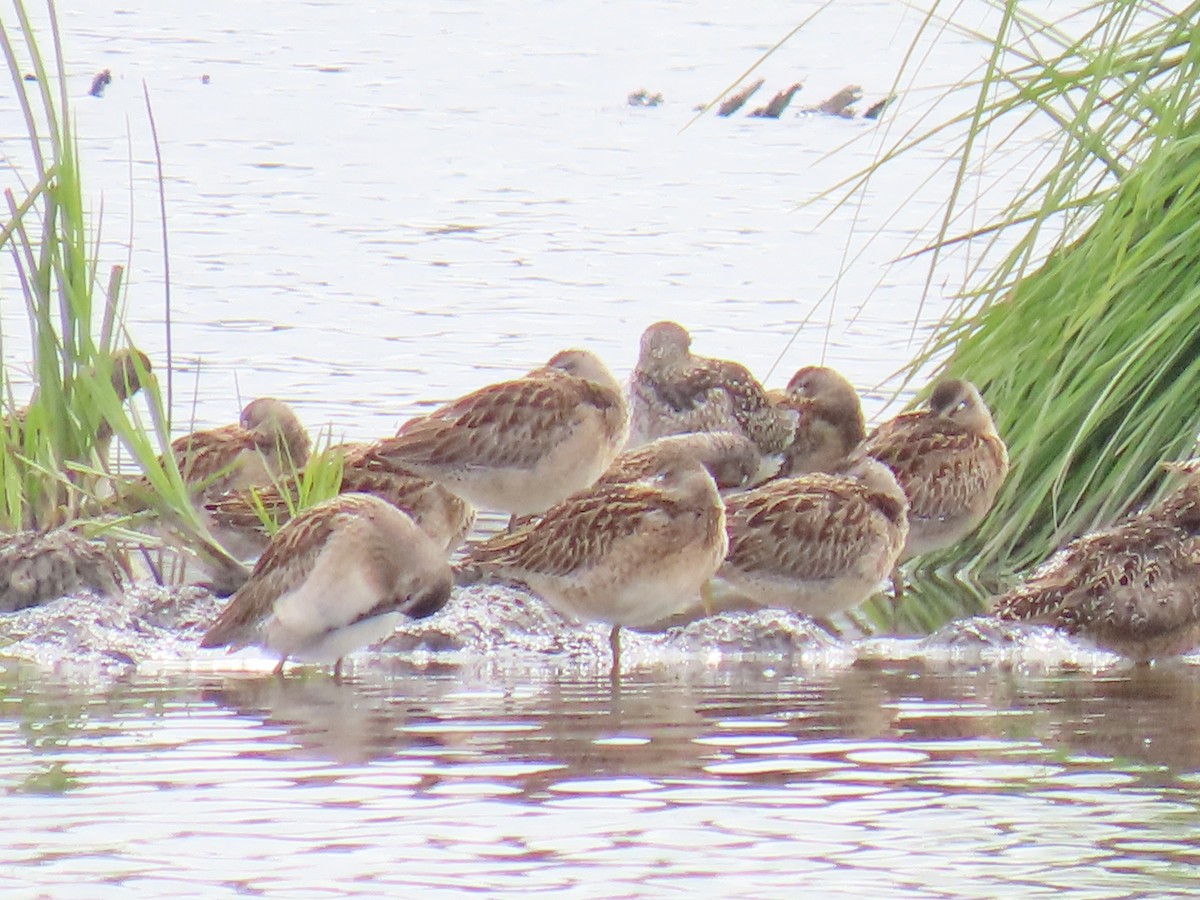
[3, 587, 1200, 896]
[2, 0, 1015, 434]
[4, 1, 1188, 895]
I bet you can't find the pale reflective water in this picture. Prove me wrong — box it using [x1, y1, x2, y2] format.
[2, 0, 1009, 432]
[3, 0, 1188, 895]
[4, 639, 1200, 897]
[3, 588, 1200, 896]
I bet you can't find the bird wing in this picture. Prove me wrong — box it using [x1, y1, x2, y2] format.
[724, 477, 885, 579]
[469, 481, 683, 576]
[199, 502, 348, 648]
[384, 374, 619, 470]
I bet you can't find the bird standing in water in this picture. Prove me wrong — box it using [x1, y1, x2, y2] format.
[200, 493, 452, 678]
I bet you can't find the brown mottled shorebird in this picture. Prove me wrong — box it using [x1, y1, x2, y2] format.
[628, 321, 795, 456]
[378, 349, 627, 522]
[719, 457, 908, 617]
[200, 493, 452, 677]
[168, 397, 310, 498]
[602, 431, 760, 492]
[993, 460, 1200, 664]
[857, 378, 1008, 596]
[205, 442, 475, 558]
[772, 366, 865, 478]
[465, 456, 727, 671]
[92, 348, 153, 458]
[4, 347, 152, 460]
[809, 84, 863, 117]
[0, 527, 125, 612]
[716, 78, 765, 116]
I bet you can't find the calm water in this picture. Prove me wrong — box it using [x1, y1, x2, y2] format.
[2, 586, 1200, 897]
[2, 0, 1012, 432]
[4, 0, 1190, 896]
[3, 625, 1200, 897]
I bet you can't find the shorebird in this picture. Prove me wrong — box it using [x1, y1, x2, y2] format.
[993, 460, 1200, 664]
[377, 349, 627, 522]
[161, 397, 310, 499]
[92, 348, 154, 459]
[748, 82, 802, 118]
[200, 493, 452, 677]
[772, 366, 865, 477]
[204, 441, 475, 558]
[601, 431, 760, 492]
[464, 456, 727, 671]
[628, 321, 795, 456]
[0, 527, 125, 612]
[857, 378, 1008, 584]
[4, 347, 152, 460]
[719, 457, 908, 617]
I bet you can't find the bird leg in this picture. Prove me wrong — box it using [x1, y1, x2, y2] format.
[333, 658, 344, 682]
[272, 657, 286, 677]
[609, 625, 622, 682]
[889, 567, 905, 632]
[700, 580, 715, 617]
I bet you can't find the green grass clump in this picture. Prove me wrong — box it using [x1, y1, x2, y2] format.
[0, 0, 145, 529]
[813, 2, 1200, 585]
[0, 0, 245, 584]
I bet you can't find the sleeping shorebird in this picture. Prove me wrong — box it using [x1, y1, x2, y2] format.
[204, 441, 475, 559]
[600, 431, 760, 492]
[719, 457, 908, 617]
[92, 348, 154, 460]
[464, 456, 727, 672]
[377, 349, 627, 522]
[0, 526, 125, 612]
[199, 493, 452, 677]
[772, 366, 865, 477]
[993, 459, 1200, 664]
[857, 378, 1008, 598]
[122, 397, 311, 509]
[628, 321, 795, 456]
[4, 347, 152, 460]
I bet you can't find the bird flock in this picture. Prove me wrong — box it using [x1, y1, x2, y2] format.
[16, 322, 1199, 672]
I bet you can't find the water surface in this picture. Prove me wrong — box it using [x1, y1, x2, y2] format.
[3, 634, 1200, 897]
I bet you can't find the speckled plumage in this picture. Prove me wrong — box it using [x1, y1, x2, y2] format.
[204, 442, 475, 558]
[627, 321, 795, 455]
[5, 348, 152, 462]
[376, 349, 627, 517]
[602, 431, 760, 492]
[857, 378, 1008, 560]
[466, 457, 727, 631]
[0, 528, 125, 612]
[773, 366, 865, 477]
[993, 461, 1200, 663]
[166, 397, 311, 499]
[200, 493, 452, 674]
[719, 458, 908, 616]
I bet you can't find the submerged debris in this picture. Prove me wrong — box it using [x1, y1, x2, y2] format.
[663, 608, 846, 658]
[0, 583, 220, 674]
[716, 78, 765, 117]
[627, 88, 664, 107]
[88, 68, 112, 97]
[748, 82, 803, 119]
